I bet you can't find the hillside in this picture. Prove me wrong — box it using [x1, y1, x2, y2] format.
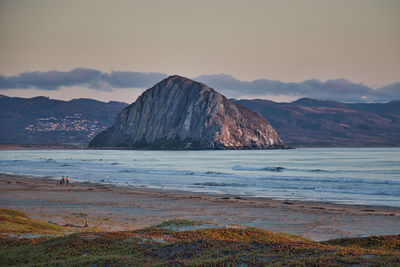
[233, 98, 400, 147]
[0, 95, 128, 146]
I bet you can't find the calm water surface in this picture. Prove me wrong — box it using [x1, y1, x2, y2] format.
[1, 148, 399, 207]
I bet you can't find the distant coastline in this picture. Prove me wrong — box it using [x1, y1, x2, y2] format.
[3, 144, 400, 150]
[0, 144, 84, 150]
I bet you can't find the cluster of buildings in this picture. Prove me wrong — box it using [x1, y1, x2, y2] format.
[25, 113, 107, 138]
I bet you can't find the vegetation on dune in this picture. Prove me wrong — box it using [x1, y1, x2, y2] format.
[0, 209, 399, 266]
[0, 208, 97, 237]
[323, 235, 400, 251]
[150, 219, 209, 229]
[0, 208, 67, 236]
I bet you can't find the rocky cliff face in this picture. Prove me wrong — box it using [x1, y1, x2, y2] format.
[89, 76, 284, 149]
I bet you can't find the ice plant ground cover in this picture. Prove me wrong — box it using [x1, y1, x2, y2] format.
[0, 209, 399, 266]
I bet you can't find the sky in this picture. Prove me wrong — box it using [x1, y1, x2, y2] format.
[0, 0, 399, 103]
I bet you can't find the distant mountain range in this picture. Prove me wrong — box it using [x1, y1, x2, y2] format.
[0, 94, 399, 147]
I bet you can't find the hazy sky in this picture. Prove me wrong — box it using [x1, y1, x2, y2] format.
[0, 0, 399, 102]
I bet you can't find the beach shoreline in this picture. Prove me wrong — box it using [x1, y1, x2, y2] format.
[1, 173, 399, 241]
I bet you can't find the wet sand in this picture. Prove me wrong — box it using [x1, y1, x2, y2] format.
[0, 173, 399, 241]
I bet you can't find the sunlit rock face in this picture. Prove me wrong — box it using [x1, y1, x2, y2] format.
[89, 75, 284, 149]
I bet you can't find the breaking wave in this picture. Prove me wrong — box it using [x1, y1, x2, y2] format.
[232, 165, 332, 173]
[233, 165, 285, 172]
[194, 182, 247, 187]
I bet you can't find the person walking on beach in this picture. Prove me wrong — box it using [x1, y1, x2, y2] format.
[66, 176, 70, 185]
[61, 176, 65, 184]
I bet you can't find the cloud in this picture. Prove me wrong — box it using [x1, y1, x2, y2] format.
[0, 68, 168, 91]
[194, 74, 399, 103]
[1, 69, 398, 102]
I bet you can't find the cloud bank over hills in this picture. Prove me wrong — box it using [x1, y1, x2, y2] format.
[0, 68, 399, 103]
[0, 68, 167, 91]
[194, 74, 400, 103]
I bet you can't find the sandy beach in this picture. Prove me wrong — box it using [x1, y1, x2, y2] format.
[1, 173, 399, 241]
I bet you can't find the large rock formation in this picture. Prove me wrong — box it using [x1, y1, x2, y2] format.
[89, 76, 284, 149]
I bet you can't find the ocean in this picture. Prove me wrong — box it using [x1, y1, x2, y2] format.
[1, 148, 399, 207]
